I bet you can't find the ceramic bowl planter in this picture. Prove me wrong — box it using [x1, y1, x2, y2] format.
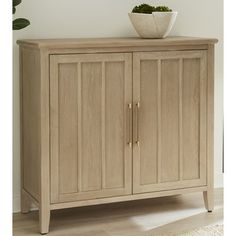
[129, 11, 178, 39]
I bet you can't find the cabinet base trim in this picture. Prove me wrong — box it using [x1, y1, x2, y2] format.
[50, 186, 207, 210]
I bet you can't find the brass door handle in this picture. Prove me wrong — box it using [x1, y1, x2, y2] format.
[136, 102, 140, 146]
[127, 103, 132, 147]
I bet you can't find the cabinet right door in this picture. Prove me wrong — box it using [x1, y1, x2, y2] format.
[133, 51, 207, 194]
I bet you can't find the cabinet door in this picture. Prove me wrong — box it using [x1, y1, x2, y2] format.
[133, 51, 207, 194]
[50, 53, 132, 203]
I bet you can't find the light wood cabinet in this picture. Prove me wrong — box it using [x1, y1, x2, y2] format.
[18, 37, 217, 234]
[133, 51, 207, 193]
[50, 53, 132, 203]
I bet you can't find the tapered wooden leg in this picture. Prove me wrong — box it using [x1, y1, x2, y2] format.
[39, 207, 50, 235]
[21, 190, 31, 214]
[203, 189, 214, 212]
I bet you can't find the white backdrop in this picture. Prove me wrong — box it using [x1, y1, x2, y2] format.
[13, 0, 223, 212]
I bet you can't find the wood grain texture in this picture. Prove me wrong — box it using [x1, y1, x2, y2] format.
[19, 38, 217, 234]
[81, 61, 103, 192]
[160, 59, 180, 183]
[182, 58, 201, 180]
[17, 37, 218, 49]
[203, 44, 215, 212]
[21, 48, 51, 233]
[39, 49, 51, 234]
[50, 53, 132, 203]
[21, 48, 41, 201]
[105, 61, 125, 189]
[20, 47, 31, 215]
[50, 56, 60, 203]
[139, 60, 158, 185]
[133, 51, 208, 194]
[44, 45, 210, 56]
[178, 59, 183, 181]
[58, 63, 78, 194]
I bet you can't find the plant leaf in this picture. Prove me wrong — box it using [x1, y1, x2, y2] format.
[13, 0, 22, 7]
[13, 18, 30, 30]
[13, 6, 16, 14]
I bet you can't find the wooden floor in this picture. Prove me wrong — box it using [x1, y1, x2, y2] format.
[13, 188, 223, 236]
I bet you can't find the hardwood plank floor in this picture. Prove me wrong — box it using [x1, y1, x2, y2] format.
[13, 188, 223, 235]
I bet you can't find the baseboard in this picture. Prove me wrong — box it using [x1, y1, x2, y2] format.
[13, 194, 21, 213]
[215, 173, 224, 188]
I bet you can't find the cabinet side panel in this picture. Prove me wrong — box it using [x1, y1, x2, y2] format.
[22, 48, 41, 200]
[140, 60, 158, 185]
[81, 62, 102, 192]
[160, 59, 180, 182]
[182, 59, 201, 180]
[105, 62, 125, 189]
[58, 63, 78, 194]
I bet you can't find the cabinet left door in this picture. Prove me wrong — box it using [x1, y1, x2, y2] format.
[50, 53, 132, 203]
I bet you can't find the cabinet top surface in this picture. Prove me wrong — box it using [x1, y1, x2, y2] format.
[17, 36, 218, 49]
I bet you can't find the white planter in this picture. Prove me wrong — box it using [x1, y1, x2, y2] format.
[128, 12, 178, 39]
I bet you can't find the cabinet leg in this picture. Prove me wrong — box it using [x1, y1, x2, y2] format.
[21, 190, 31, 214]
[39, 207, 51, 234]
[203, 189, 214, 212]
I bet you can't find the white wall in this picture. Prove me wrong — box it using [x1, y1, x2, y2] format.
[13, 0, 223, 212]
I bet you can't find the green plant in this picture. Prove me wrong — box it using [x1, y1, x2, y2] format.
[132, 4, 156, 14]
[13, 0, 30, 30]
[132, 3, 172, 14]
[155, 6, 172, 12]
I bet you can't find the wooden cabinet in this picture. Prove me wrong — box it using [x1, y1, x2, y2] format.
[18, 37, 217, 234]
[50, 53, 132, 203]
[133, 51, 207, 193]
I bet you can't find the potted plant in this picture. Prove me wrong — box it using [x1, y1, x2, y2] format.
[128, 3, 177, 39]
[12, 0, 30, 30]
